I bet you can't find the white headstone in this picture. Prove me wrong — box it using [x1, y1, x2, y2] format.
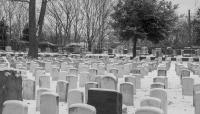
[67, 89, 84, 106]
[56, 80, 69, 102]
[39, 75, 50, 88]
[40, 92, 59, 114]
[120, 82, 134, 106]
[100, 75, 117, 90]
[140, 97, 162, 109]
[182, 77, 194, 96]
[150, 88, 167, 114]
[22, 79, 35, 100]
[2, 100, 28, 114]
[69, 103, 96, 114]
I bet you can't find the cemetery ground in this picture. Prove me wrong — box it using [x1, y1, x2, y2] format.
[1, 55, 200, 114]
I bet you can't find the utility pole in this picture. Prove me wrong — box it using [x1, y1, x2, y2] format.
[188, 9, 192, 45]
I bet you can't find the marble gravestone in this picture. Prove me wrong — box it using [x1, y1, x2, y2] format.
[87, 88, 122, 114]
[85, 82, 98, 103]
[40, 92, 59, 114]
[69, 103, 96, 114]
[56, 80, 69, 102]
[120, 82, 134, 106]
[140, 97, 162, 109]
[22, 79, 35, 100]
[2, 100, 28, 114]
[182, 77, 194, 96]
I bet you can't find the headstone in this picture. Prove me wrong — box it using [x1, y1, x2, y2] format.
[100, 75, 117, 90]
[79, 72, 91, 87]
[36, 88, 51, 111]
[120, 82, 134, 106]
[89, 69, 98, 81]
[69, 68, 78, 76]
[39, 75, 50, 88]
[67, 89, 84, 106]
[157, 70, 167, 76]
[153, 77, 168, 89]
[40, 92, 59, 114]
[2, 100, 28, 114]
[51, 67, 59, 81]
[69, 103, 96, 114]
[22, 79, 35, 100]
[131, 68, 141, 75]
[140, 97, 162, 109]
[151, 83, 165, 89]
[45, 62, 51, 73]
[193, 84, 200, 106]
[35, 69, 45, 85]
[85, 82, 98, 103]
[125, 76, 139, 91]
[66, 75, 78, 89]
[97, 64, 105, 75]
[79, 64, 89, 73]
[181, 69, 190, 79]
[94, 75, 102, 86]
[56, 80, 69, 102]
[135, 107, 163, 114]
[110, 68, 119, 77]
[195, 92, 200, 114]
[150, 88, 167, 114]
[182, 77, 194, 96]
[88, 88, 122, 114]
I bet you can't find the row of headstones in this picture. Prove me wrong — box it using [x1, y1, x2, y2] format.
[136, 69, 170, 114]
[175, 63, 200, 114]
[22, 73, 142, 102]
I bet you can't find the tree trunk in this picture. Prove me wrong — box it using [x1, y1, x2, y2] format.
[28, 0, 38, 58]
[38, 0, 47, 41]
[88, 40, 92, 52]
[132, 37, 137, 58]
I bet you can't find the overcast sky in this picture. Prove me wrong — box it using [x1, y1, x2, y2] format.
[169, 0, 199, 14]
[36, 0, 199, 15]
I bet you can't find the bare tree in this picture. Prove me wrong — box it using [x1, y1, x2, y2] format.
[1, 0, 17, 44]
[81, 0, 113, 52]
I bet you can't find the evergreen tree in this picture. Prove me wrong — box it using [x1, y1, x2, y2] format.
[111, 0, 178, 57]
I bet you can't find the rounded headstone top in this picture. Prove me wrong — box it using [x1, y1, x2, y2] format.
[151, 82, 165, 85]
[23, 78, 35, 81]
[37, 88, 51, 92]
[120, 82, 134, 86]
[69, 103, 96, 111]
[57, 80, 69, 84]
[85, 82, 98, 85]
[136, 107, 163, 114]
[150, 88, 166, 92]
[41, 92, 59, 97]
[89, 88, 119, 93]
[101, 75, 117, 80]
[3, 100, 28, 107]
[66, 74, 77, 77]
